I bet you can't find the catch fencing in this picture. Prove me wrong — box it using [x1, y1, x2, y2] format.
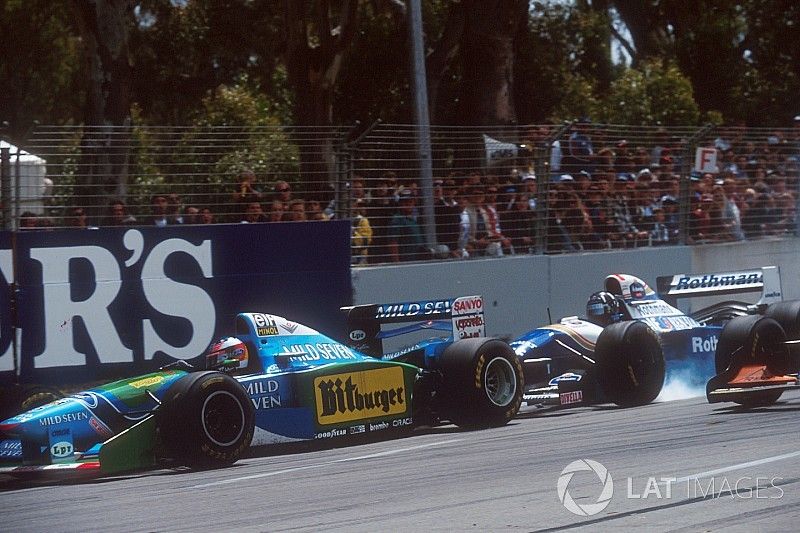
[1, 122, 798, 263]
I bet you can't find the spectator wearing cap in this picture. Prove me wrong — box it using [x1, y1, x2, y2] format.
[388, 189, 427, 262]
[521, 172, 538, 210]
[659, 194, 680, 239]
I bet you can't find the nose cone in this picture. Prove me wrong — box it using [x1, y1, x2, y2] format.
[0, 398, 85, 440]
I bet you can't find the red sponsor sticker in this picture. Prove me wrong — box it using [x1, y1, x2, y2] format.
[559, 390, 583, 405]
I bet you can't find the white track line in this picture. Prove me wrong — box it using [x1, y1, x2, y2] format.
[190, 438, 463, 489]
[670, 450, 800, 484]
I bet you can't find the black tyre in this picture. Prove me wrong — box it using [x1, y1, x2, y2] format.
[595, 321, 665, 407]
[715, 315, 787, 407]
[157, 371, 254, 468]
[764, 300, 800, 373]
[438, 338, 523, 428]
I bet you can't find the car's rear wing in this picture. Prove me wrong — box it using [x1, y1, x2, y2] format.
[656, 266, 783, 307]
[340, 296, 485, 357]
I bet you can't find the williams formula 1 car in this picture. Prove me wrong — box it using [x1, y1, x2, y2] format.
[512, 267, 797, 410]
[0, 297, 522, 477]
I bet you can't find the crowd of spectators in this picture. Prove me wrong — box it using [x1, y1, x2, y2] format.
[15, 118, 800, 263]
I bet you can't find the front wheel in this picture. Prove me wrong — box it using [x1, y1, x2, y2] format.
[437, 338, 523, 428]
[595, 321, 665, 407]
[714, 315, 788, 407]
[158, 371, 254, 468]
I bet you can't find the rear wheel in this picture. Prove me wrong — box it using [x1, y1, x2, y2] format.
[438, 338, 523, 428]
[595, 321, 665, 407]
[158, 371, 254, 468]
[715, 316, 787, 407]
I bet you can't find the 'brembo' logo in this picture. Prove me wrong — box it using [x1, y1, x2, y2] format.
[314, 367, 406, 424]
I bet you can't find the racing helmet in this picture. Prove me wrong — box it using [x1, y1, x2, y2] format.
[585, 291, 621, 326]
[205, 336, 249, 371]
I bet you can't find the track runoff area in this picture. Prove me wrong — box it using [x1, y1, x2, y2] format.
[2, 389, 799, 532]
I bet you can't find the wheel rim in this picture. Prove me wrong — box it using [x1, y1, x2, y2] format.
[201, 391, 245, 447]
[484, 357, 517, 407]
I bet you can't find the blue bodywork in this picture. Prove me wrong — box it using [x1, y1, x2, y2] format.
[511, 273, 727, 406]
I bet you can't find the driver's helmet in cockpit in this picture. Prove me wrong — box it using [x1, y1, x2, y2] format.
[585, 291, 622, 327]
[205, 336, 249, 371]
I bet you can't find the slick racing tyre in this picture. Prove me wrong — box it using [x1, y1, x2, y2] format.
[715, 315, 787, 407]
[158, 371, 254, 468]
[438, 338, 523, 428]
[764, 300, 800, 373]
[595, 321, 665, 407]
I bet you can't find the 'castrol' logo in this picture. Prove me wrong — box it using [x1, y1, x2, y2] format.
[691, 335, 718, 353]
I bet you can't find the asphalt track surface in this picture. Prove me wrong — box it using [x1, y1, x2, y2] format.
[3, 392, 800, 532]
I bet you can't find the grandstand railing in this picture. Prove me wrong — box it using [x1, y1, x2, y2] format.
[1, 122, 798, 264]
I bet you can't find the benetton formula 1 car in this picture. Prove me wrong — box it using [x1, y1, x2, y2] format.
[0, 297, 522, 477]
[512, 267, 796, 410]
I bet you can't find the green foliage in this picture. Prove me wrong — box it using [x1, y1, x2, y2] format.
[126, 81, 298, 216]
[600, 60, 699, 126]
[0, 0, 84, 136]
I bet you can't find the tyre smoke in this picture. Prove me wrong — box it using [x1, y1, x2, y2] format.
[655, 357, 716, 402]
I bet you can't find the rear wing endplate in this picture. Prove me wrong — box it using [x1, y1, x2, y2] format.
[340, 296, 485, 357]
[656, 266, 782, 307]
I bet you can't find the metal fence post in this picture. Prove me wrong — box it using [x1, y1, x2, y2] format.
[535, 122, 573, 254]
[1, 147, 9, 230]
[679, 123, 715, 245]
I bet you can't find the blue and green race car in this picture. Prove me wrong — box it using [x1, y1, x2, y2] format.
[0, 296, 522, 477]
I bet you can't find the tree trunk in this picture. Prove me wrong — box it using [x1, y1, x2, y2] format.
[73, 0, 134, 218]
[283, 0, 358, 195]
[455, 0, 526, 127]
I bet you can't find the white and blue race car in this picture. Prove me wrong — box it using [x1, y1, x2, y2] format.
[513, 267, 798, 409]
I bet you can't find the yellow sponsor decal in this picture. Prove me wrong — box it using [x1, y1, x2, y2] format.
[129, 375, 165, 389]
[315, 367, 406, 425]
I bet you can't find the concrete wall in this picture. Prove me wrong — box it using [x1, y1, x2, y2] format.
[352, 237, 799, 340]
